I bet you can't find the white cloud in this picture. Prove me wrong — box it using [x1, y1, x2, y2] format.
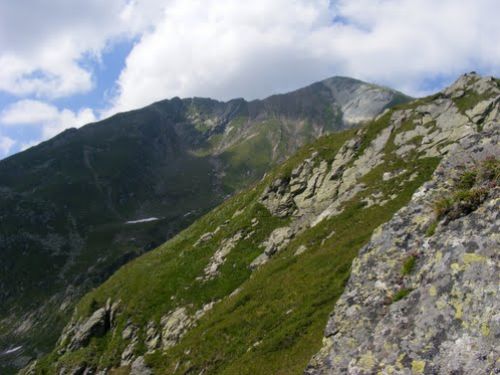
[1, 0, 500, 156]
[0, 135, 16, 157]
[0, 100, 96, 140]
[0, 0, 165, 98]
[108, 0, 500, 113]
[109, 0, 336, 112]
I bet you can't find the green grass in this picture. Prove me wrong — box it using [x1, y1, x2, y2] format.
[453, 89, 493, 115]
[480, 156, 500, 184]
[219, 121, 277, 191]
[425, 221, 437, 237]
[458, 171, 477, 189]
[433, 196, 454, 219]
[401, 255, 417, 276]
[434, 188, 488, 220]
[393, 288, 412, 302]
[355, 111, 392, 157]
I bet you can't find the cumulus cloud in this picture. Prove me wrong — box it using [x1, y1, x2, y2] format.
[0, 100, 96, 140]
[109, 0, 500, 113]
[3, 0, 499, 109]
[0, 0, 164, 98]
[109, 0, 336, 112]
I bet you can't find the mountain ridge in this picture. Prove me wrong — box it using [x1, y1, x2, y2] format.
[22, 72, 499, 374]
[0, 75, 407, 372]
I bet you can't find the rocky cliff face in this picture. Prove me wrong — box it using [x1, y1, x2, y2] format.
[306, 75, 500, 374]
[20, 73, 500, 374]
[0, 76, 405, 373]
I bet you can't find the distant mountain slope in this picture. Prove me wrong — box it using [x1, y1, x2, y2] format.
[26, 73, 499, 374]
[0, 76, 408, 372]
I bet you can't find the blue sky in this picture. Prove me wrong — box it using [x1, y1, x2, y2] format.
[0, 0, 499, 159]
[0, 40, 133, 149]
[54, 41, 134, 113]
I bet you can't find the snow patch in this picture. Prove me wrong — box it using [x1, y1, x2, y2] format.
[125, 217, 159, 224]
[1, 346, 22, 355]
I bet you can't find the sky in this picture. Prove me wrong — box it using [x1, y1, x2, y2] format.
[0, 0, 499, 159]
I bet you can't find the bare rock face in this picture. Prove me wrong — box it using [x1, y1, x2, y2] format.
[130, 356, 152, 375]
[322, 77, 406, 124]
[161, 307, 192, 349]
[305, 127, 499, 373]
[250, 226, 295, 268]
[443, 72, 496, 97]
[263, 227, 295, 256]
[69, 308, 108, 350]
[144, 321, 161, 352]
[259, 177, 297, 217]
[57, 299, 120, 353]
[202, 230, 243, 280]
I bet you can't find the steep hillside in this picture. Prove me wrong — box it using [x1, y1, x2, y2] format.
[25, 73, 499, 374]
[0, 77, 407, 372]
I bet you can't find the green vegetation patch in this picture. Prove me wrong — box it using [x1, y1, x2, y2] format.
[393, 288, 413, 302]
[433, 157, 499, 222]
[401, 255, 417, 276]
[453, 89, 494, 115]
[425, 221, 437, 237]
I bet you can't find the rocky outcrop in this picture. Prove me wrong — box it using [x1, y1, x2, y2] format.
[160, 302, 216, 350]
[305, 120, 499, 371]
[260, 75, 498, 220]
[250, 226, 295, 268]
[116, 301, 218, 369]
[58, 299, 120, 353]
[254, 74, 499, 284]
[69, 307, 108, 350]
[259, 177, 298, 217]
[202, 230, 243, 279]
[160, 307, 192, 349]
[194, 228, 219, 247]
[130, 356, 152, 375]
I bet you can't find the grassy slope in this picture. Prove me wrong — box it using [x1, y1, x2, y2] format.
[34, 95, 443, 374]
[152, 113, 439, 375]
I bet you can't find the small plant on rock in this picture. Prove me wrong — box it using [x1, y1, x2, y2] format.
[433, 196, 453, 219]
[401, 255, 417, 276]
[425, 220, 437, 237]
[478, 156, 500, 186]
[457, 171, 477, 190]
[392, 288, 412, 302]
[433, 157, 498, 223]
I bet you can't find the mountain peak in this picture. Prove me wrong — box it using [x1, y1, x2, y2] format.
[288, 75, 411, 125]
[443, 71, 499, 97]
